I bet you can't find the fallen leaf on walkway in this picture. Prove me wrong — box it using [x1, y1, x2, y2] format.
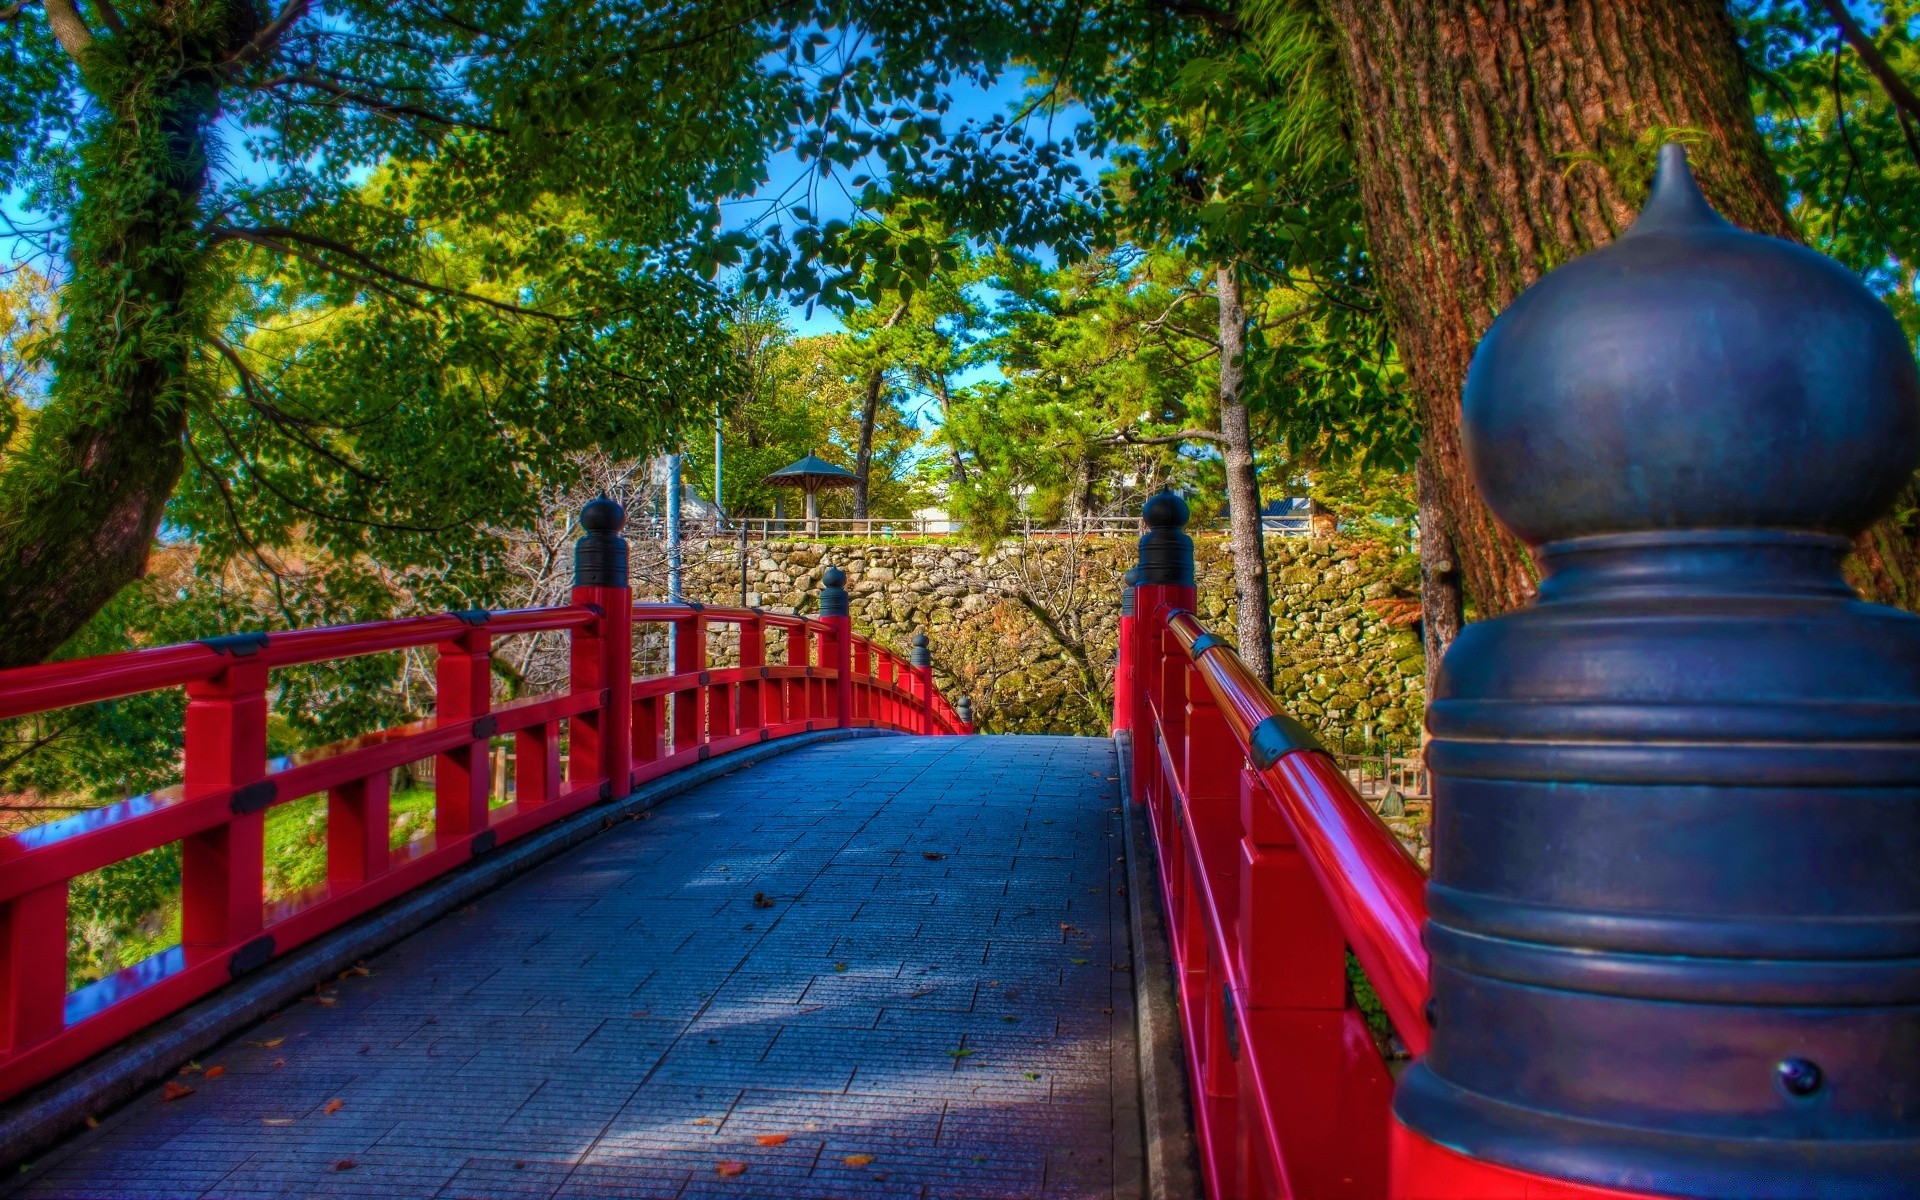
[251, 1038, 284, 1049]
[316, 996, 337, 1007]
[333, 1159, 356, 1172]
[178, 1061, 203, 1075]
[715, 1161, 748, 1177]
[160, 1082, 194, 1102]
[752, 892, 774, 909]
[273, 1058, 285, 1068]
[922, 852, 945, 860]
[1025, 1072, 1042, 1081]
[1060, 923, 1083, 935]
[946, 1047, 974, 1059]
[691, 1118, 716, 1126]
[756, 1134, 788, 1146]
[262, 1119, 294, 1127]
[84, 1116, 99, 1129]
[1002, 1016, 1019, 1023]
[843, 1154, 875, 1167]
[909, 988, 937, 999]
[203, 1066, 226, 1080]
[323, 1099, 343, 1115]
[1071, 957, 1089, 965]
[833, 962, 848, 972]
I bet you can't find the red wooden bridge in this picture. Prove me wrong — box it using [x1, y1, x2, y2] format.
[0, 149, 1916, 1198]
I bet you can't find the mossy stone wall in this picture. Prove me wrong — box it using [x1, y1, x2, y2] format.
[673, 535, 1424, 746]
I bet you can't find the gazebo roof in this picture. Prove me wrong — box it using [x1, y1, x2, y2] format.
[762, 453, 859, 489]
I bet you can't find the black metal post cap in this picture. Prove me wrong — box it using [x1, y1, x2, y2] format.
[818, 565, 849, 618]
[1120, 566, 1142, 616]
[956, 696, 972, 724]
[1462, 142, 1920, 546]
[1136, 491, 1194, 587]
[572, 493, 628, 589]
[1404, 142, 1920, 1194]
[579, 493, 626, 534]
[911, 631, 931, 668]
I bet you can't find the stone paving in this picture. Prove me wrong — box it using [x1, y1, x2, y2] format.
[9, 735, 1141, 1200]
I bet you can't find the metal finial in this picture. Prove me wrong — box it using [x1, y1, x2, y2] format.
[1136, 491, 1194, 587]
[818, 566, 849, 617]
[573, 495, 628, 588]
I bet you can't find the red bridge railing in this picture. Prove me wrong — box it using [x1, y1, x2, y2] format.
[1118, 494, 1643, 1200]
[1121, 148, 1920, 1199]
[0, 500, 967, 1105]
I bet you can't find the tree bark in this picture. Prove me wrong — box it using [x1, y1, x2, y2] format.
[853, 367, 882, 519]
[1415, 452, 1464, 698]
[1317, 0, 1797, 616]
[0, 50, 225, 667]
[1216, 263, 1275, 689]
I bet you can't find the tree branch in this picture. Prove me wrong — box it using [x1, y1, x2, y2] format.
[212, 224, 567, 320]
[1817, 0, 1920, 126]
[40, 0, 91, 57]
[223, 0, 310, 75]
[264, 73, 502, 132]
[1111, 427, 1227, 447]
[83, 0, 119, 34]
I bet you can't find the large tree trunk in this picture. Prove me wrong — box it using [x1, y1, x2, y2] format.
[0, 63, 220, 667]
[1217, 264, 1275, 689]
[1318, 0, 1799, 616]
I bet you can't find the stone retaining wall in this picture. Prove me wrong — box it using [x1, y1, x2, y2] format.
[667, 535, 1425, 744]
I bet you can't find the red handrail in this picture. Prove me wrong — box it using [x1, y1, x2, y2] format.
[1166, 611, 1431, 1053]
[1125, 589, 1644, 1200]
[0, 592, 966, 1105]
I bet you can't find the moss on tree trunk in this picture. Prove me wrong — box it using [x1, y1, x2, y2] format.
[0, 36, 226, 667]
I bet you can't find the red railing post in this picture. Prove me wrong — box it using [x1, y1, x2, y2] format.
[851, 635, 871, 724]
[569, 496, 632, 798]
[671, 607, 706, 754]
[1237, 765, 1345, 1011]
[514, 720, 561, 808]
[327, 772, 390, 888]
[0, 884, 67, 1054]
[181, 641, 270, 957]
[702, 614, 733, 742]
[434, 616, 492, 839]
[786, 623, 808, 724]
[1112, 566, 1138, 734]
[819, 567, 853, 729]
[738, 614, 766, 734]
[910, 632, 934, 735]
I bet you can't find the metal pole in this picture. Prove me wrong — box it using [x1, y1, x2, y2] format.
[713, 402, 723, 520]
[739, 520, 748, 607]
[666, 452, 683, 604]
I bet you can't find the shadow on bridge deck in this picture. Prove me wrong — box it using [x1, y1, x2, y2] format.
[7, 736, 1143, 1200]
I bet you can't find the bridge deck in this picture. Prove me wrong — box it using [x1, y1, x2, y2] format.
[9, 736, 1142, 1200]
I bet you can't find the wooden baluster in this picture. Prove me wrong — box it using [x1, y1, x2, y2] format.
[673, 610, 705, 754]
[739, 616, 766, 734]
[0, 884, 68, 1053]
[328, 772, 391, 887]
[435, 619, 491, 839]
[515, 719, 561, 807]
[852, 638, 871, 725]
[182, 647, 270, 960]
[785, 624, 807, 725]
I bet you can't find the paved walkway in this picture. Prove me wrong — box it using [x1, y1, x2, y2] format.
[11, 736, 1140, 1200]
